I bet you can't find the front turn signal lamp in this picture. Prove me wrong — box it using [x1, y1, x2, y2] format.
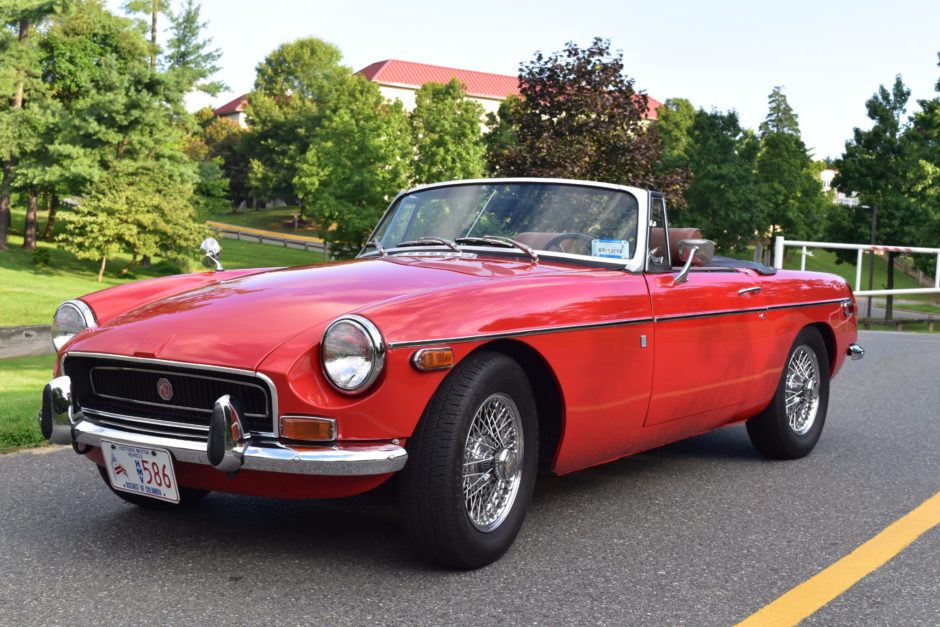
[411, 348, 455, 371]
[280, 416, 337, 442]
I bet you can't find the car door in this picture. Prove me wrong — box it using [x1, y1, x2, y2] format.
[642, 195, 768, 428]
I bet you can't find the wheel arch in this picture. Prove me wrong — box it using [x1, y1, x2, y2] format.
[805, 322, 836, 376]
[467, 339, 565, 473]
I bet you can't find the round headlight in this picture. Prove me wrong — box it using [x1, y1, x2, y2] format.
[51, 300, 97, 351]
[321, 315, 386, 394]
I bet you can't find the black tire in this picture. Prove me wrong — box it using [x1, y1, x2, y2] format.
[400, 351, 538, 569]
[746, 327, 830, 459]
[96, 464, 209, 510]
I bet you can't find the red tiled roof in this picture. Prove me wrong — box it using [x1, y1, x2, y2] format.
[213, 94, 249, 116]
[357, 59, 520, 101]
[645, 96, 662, 121]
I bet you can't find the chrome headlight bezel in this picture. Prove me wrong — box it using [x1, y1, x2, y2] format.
[51, 300, 97, 351]
[320, 315, 386, 394]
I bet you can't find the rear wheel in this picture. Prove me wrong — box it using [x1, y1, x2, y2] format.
[400, 351, 538, 569]
[746, 327, 830, 459]
[96, 464, 208, 510]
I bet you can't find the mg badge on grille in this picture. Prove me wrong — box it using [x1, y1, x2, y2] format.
[156, 377, 174, 401]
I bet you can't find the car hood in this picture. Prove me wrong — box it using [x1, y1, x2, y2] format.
[68, 255, 566, 370]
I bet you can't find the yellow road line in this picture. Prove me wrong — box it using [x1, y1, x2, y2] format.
[737, 489, 940, 627]
[206, 220, 325, 244]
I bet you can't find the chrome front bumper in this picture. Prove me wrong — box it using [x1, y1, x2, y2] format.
[847, 343, 865, 361]
[40, 376, 407, 477]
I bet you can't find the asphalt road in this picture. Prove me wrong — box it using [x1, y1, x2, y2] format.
[1, 330, 938, 626]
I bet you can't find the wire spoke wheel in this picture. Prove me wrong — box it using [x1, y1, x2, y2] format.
[463, 393, 523, 532]
[746, 327, 830, 460]
[785, 345, 821, 436]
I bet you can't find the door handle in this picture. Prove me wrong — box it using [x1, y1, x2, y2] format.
[738, 286, 761, 295]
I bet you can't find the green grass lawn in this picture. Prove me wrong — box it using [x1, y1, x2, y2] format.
[208, 205, 322, 236]
[0, 354, 55, 453]
[0, 209, 323, 326]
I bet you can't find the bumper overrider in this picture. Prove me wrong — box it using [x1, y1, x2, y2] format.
[39, 376, 408, 477]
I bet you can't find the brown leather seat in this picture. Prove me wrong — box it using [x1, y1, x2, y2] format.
[515, 232, 577, 253]
[648, 228, 703, 266]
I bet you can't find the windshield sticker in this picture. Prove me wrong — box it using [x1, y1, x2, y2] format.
[591, 239, 631, 259]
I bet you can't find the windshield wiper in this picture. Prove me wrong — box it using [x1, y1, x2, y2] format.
[454, 235, 539, 262]
[363, 238, 387, 257]
[396, 236, 460, 252]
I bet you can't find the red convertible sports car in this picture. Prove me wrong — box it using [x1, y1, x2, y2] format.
[41, 178, 864, 568]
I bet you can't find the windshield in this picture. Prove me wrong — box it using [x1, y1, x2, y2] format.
[369, 182, 639, 261]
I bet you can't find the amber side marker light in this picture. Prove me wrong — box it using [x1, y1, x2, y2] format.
[411, 347, 455, 371]
[280, 416, 337, 442]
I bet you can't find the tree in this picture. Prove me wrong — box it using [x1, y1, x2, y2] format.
[759, 86, 800, 135]
[0, 0, 59, 251]
[756, 86, 826, 242]
[656, 97, 696, 171]
[410, 79, 485, 184]
[243, 38, 353, 209]
[294, 77, 412, 256]
[677, 109, 762, 252]
[123, 0, 172, 71]
[20, 1, 203, 271]
[164, 0, 226, 96]
[195, 109, 249, 205]
[485, 38, 689, 205]
[900, 53, 940, 273]
[59, 159, 202, 280]
[831, 75, 931, 317]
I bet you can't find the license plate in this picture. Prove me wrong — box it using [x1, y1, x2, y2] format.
[102, 440, 180, 504]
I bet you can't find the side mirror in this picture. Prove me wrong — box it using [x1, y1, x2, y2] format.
[201, 237, 223, 271]
[673, 239, 715, 285]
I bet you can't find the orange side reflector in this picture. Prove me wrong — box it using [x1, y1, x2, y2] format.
[412, 348, 455, 371]
[280, 416, 336, 442]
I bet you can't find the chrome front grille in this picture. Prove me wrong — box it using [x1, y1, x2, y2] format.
[64, 354, 276, 441]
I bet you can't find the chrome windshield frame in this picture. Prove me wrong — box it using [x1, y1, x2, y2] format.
[360, 178, 650, 273]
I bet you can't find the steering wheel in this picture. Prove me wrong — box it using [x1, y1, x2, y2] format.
[543, 232, 594, 252]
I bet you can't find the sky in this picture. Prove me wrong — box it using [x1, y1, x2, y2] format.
[115, 0, 939, 160]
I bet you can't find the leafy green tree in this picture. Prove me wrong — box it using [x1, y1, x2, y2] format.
[0, 0, 59, 251]
[59, 158, 202, 280]
[485, 38, 689, 205]
[294, 77, 412, 255]
[195, 109, 249, 205]
[123, 0, 172, 71]
[243, 38, 353, 209]
[904, 54, 940, 258]
[677, 109, 762, 252]
[831, 75, 932, 316]
[410, 79, 484, 184]
[253, 37, 347, 102]
[656, 97, 696, 170]
[164, 0, 226, 96]
[19, 1, 202, 272]
[756, 86, 826, 242]
[759, 86, 800, 135]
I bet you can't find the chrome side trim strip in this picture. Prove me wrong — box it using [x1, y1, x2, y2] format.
[387, 317, 654, 349]
[655, 307, 767, 323]
[73, 419, 407, 476]
[64, 351, 279, 437]
[766, 298, 851, 311]
[387, 298, 852, 348]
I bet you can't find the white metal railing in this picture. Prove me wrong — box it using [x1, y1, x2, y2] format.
[773, 236, 940, 297]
